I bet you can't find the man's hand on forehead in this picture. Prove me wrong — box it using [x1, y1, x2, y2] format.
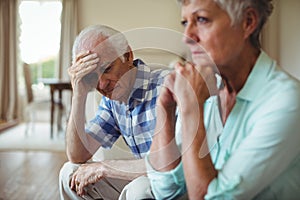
[75, 51, 97, 63]
[68, 51, 100, 92]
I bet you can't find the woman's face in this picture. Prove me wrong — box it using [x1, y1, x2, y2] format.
[181, 0, 246, 68]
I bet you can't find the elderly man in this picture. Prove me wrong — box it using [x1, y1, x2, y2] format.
[59, 25, 169, 200]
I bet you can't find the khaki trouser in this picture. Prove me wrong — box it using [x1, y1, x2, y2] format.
[59, 162, 154, 200]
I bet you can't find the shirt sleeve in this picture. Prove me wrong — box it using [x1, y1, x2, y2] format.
[85, 96, 121, 148]
[205, 87, 300, 199]
[145, 155, 186, 200]
[145, 110, 185, 200]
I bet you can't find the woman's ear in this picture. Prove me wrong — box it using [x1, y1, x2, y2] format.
[243, 7, 259, 39]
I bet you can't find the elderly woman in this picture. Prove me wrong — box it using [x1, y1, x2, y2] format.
[146, 0, 300, 199]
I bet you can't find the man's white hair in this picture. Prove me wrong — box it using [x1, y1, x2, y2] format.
[72, 24, 130, 63]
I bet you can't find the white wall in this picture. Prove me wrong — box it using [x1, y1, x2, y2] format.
[78, 0, 182, 31]
[77, 0, 187, 67]
[278, 0, 300, 79]
[263, 0, 300, 80]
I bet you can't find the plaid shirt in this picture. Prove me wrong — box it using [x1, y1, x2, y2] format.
[86, 59, 170, 158]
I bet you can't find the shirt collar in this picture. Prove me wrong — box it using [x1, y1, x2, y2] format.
[129, 59, 151, 102]
[237, 51, 274, 101]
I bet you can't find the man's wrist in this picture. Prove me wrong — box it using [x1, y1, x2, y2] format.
[95, 161, 107, 177]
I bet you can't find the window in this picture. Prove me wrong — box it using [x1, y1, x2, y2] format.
[18, 0, 62, 88]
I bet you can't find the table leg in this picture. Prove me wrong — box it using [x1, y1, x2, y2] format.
[50, 87, 54, 138]
[58, 90, 63, 132]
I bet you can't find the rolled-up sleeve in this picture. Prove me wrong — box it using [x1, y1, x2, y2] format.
[85, 97, 120, 148]
[205, 174, 242, 200]
[145, 155, 186, 200]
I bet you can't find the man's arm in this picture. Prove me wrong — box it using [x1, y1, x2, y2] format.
[66, 95, 100, 163]
[100, 158, 147, 180]
[66, 51, 101, 163]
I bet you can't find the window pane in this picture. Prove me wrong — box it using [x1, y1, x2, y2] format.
[19, 0, 62, 84]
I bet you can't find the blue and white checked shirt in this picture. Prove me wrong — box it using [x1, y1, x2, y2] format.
[86, 59, 170, 158]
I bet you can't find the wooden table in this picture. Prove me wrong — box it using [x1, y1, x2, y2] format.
[43, 79, 72, 138]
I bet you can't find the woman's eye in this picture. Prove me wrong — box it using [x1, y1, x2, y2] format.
[180, 20, 188, 27]
[197, 16, 208, 24]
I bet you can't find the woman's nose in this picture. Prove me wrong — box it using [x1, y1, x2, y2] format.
[182, 22, 199, 44]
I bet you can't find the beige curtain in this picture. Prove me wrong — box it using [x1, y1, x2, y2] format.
[0, 0, 18, 122]
[58, 0, 78, 81]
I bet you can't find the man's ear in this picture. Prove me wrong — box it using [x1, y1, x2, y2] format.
[124, 47, 134, 61]
[243, 7, 259, 39]
[124, 52, 130, 61]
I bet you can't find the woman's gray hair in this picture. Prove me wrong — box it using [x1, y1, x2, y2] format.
[72, 24, 129, 63]
[177, 0, 274, 49]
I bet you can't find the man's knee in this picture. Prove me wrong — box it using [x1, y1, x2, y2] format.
[59, 162, 80, 186]
[59, 162, 83, 200]
[120, 176, 154, 200]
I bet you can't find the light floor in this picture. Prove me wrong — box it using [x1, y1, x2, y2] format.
[0, 151, 67, 200]
[0, 123, 65, 152]
[0, 121, 67, 199]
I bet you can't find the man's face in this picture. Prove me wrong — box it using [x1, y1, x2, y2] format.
[95, 55, 136, 102]
[81, 36, 136, 102]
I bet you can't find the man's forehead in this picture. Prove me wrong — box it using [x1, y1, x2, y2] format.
[90, 36, 110, 52]
[91, 35, 108, 48]
[90, 38, 119, 63]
